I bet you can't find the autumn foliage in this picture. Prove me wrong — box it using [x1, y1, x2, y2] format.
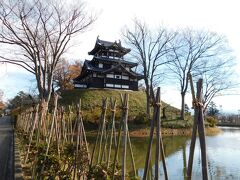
[53, 59, 82, 92]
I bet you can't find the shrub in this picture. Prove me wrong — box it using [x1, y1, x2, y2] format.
[205, 116, 217, 127]
[161, 119, 193, 129]
[133, 112, 149, 125]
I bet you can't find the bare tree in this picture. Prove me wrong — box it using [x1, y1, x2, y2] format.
[167, 29, 229, 120]
[122, 19, 175, 117]
[0, 0, 95, 107]
[201, 59, 236, 113]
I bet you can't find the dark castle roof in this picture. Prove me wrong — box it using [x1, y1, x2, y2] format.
[93, 57, 138, 67]
[74, 60, 144, 81]
[88, 37, 131, 56]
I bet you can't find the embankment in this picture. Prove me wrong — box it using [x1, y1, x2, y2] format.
[129, 127, 221, 137]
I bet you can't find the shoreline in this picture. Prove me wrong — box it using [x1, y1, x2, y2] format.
[129, 126, 221, 137]
[86, 126, 222, 138]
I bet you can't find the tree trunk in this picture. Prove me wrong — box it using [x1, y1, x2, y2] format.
[145, 86, 151, 119]
[180, 92, 185, 120]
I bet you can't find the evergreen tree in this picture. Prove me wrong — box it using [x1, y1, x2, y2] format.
[207, 101, 219, 116]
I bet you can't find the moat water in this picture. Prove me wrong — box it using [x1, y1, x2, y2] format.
[90, 126, 240, 179]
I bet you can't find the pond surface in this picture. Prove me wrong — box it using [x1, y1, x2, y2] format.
[89, 127, 240, 180]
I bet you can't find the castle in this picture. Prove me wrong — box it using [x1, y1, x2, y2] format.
[74, 37, 143, 91]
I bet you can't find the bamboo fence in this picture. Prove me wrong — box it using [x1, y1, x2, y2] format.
[15, 84, 209, 180]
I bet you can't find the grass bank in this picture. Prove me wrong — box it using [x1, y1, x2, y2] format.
[60, 89, 181, 123]
[60, 89, 220, 135]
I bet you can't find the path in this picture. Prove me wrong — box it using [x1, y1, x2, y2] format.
[0, 116, 14, 180]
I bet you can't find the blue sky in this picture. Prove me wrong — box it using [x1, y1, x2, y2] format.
[1, 0, 240, 113]
[0, 65, 35, 101]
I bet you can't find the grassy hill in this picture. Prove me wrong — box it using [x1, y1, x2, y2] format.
[60, 89, 182, 124]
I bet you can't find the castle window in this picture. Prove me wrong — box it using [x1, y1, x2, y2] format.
[122, 85, 129, 89]
[106, 74, 114, 78]
[115, 75, 121, 79]
[93, 73, 97, 77]
[102, 52, 107, 57]
[122, 75, 129, 80]
[115, 84, 121, 88]
[99, 63, 103, 68]
[106, 83, 114, 87]
[75, 84, 87, 88]
[97, 74, 104, 78]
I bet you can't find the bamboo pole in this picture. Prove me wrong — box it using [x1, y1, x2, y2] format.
[61, 107, 67, 145]
[37, 101, 48, 142]
[154, 87, 168, 179]
[144, 87, 168, 180]
[74, 109, 81, 179]
[182, 144, 187, 179]
[100, 116, 108, 164]
[121, 94, 129, 180]
[187, 73, 199, 180]
[26, 109, 33, 134]
[111, 95, 125, 180]
[24, 104, 39, 163]
[187, 75, 209, 180]
[90, 98, 107, 167]
[67, 107, 71, 142]
[69, 106, 74, 143]
[196, 79, 208, 180]
[107, 98, 117, 168]
[22, 112, 28, 132]
[78, 99, 90, 163]
[155, 88, 161, 180]
[127, 130, 137, 177]
[53, 108, 60, 158]
[111, 121, 122, 180]
[143, 101, 158, 179]
[160, 135, 168, 180]
[97, 98, 108, 164]
[40, 94, 59, 174]
[90, 115, 101, 167]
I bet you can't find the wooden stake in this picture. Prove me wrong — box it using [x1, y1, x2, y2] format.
[121, 94, 129, 180]
[107, 98, 117, 168]
[187, 73, 199, 180]
[160, 135, 168, 180]
[127, 130, 137, 177]
[197, 79, 208, 180]
[40, 94, 59, 174]
[143, 101, 157, 179]
[111, 95, 125, 180]
[24, 104, 39, 164]
[90, 98, 107, 167]
[78, 99, 90, 163]
[97, 98, 108, 164]
[187, 75, 208, 180]
[155, 88, 161, 180]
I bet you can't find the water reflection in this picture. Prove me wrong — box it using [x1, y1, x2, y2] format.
[160, 127, 240, 180]
[88, 127, 240, 180]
